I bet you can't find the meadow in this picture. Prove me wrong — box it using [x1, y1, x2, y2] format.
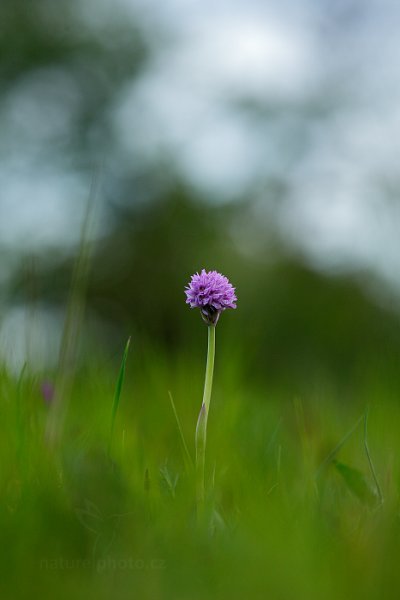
[3, 1, 400, 597]
[2, 325, 400, 600]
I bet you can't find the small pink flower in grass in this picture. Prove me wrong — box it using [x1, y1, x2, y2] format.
[41, 381, 55, 405]
[185, 269, 237, 325]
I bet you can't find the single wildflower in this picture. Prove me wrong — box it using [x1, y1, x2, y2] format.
[185, 269, 237, 326]
[185, 269, 237, 520]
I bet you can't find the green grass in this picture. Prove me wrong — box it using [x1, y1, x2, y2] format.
[1, 343, 400, 600]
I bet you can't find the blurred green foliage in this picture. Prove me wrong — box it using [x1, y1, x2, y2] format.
[1, 346, 400, 600]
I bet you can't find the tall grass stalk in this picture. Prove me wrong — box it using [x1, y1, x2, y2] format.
[45, 180, 97, 448]
[108, 337, 131, 457]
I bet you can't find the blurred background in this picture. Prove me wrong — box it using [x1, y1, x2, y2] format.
[1, 0, 400, 394]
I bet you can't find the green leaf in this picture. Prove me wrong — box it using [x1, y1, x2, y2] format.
[334, 460, 377, 506]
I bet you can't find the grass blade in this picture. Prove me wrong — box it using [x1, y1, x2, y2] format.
[45, 177, 98, 448]
[108, 337, 131, 456]
[334, 460, 376, 506]
[315, 414, 364, 478]
[168, 391, 193, 471]
[364, 406, 383, 505]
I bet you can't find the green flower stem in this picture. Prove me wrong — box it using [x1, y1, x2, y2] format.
[196, 324, 216, 517]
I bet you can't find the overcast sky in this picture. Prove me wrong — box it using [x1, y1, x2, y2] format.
[1, 0, 400, 291]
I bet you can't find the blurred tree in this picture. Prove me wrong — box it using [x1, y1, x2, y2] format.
[9, 187, 400, 394]
[0, 0, 147, 164]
